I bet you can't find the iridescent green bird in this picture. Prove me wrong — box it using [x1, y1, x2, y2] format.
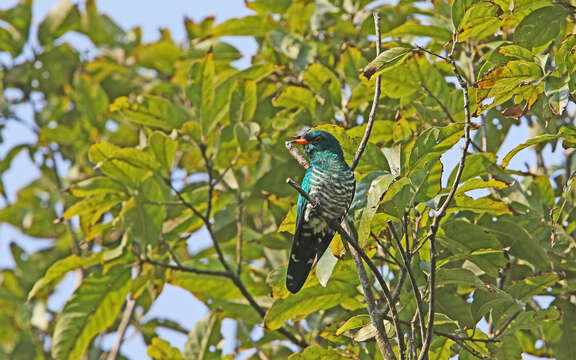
[286, 130, 356, 293]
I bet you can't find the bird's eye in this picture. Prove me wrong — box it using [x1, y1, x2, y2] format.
[312, 136, 321, 142]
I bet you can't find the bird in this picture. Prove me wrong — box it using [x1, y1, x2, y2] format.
[286, 129, 356, 293]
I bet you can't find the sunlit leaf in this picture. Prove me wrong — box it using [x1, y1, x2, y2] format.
[51, 266, 132, 360]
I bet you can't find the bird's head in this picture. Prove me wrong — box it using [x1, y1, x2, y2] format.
[293, 129, 345, 162]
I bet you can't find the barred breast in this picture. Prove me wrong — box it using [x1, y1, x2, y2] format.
[304, 165, 355, 232]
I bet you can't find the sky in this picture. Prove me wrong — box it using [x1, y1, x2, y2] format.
[0, 0, 565, 359]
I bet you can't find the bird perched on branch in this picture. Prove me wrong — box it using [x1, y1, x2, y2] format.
[286, 130, 356, 293]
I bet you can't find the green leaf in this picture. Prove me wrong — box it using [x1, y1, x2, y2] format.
[556, 35, 576, 74]
[229, 79, 258, 124]
[315, 243, 339, 288]
[336, 315, 371, 335]
[450, 194, 511, 215]
[514, 6, 567, 50]
[265, 280, 358, 330]
[63, 193, 125, 225]
[544, 76, 570, 116]
[483, 220, 550, 270]
[288, 344, 350, 360]
[456, 178, 509, 195]
[51, 266, 132, 360]
[458, 2, 503, 42]
[212, 15, 276, 36]
[477, 60, 542, 90]
[498, 44, 534, 62]
[0, 0, 32, 56]
[27, 253, 102, 301]
[109, 95, 188, 131]
[150, 132, 178, 176]
[303, 63, 341, 105]
[384, 24, 451, 42]
[37, 0, 80, 46]
[451, 0, 478, 30]
[360, 46, 412, 80]
[147, 338, 184, 360]
[187, 52, 215, 131]
[337, 46, 367, 88]
[72, 73, 109, 129]
[501, 127, 576, 167]
[183, 312, 222, 360]
[358, 174, 396, 246]
[272, 86, 316, 114]
[124, 176, 167, 247]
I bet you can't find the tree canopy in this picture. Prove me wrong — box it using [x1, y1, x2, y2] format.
[1, 0, 576, 359]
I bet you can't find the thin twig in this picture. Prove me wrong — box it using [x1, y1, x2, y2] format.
[344, 221, 397, 360]
[418, 33, 474, 360]
[415, 46, 450, 62]
[388, 222, 426, 341]
[236, 194, 243, 276]
[420, 83, 483, 153]
[350, 12, 382, 171]
[492, 310, 521, 339]
[106, 296, 137, 360]
[141, 258, 230, 277]
[420, 83, 456, 124]
[285, 141, 310, 169]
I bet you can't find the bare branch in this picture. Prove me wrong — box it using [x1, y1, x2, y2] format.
[420, 83, 456, 124]
[141, 258, 230, 277]
[350, 13, 381, 171]
[344, 221, 397, 360]
[415, 46, 450, 62]
[106, 296, 137, 360]
[285, 141, 310, 169]
[387, 222, 426, 341]
[236, 194, 244, 276]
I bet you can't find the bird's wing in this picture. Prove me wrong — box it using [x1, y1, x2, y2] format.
[286, 168, 327, 293]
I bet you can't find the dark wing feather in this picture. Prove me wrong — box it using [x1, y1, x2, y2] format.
[286, 169, 319, 293]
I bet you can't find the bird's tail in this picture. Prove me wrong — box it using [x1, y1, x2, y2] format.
[286, 229, 334, 293]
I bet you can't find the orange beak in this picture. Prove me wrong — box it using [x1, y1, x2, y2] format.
[294, 138, 309, 145]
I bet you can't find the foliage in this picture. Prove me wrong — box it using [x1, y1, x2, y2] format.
[1, 0, 576, 359]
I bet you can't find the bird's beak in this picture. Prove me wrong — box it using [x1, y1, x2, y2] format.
[293, 137, 309, 145]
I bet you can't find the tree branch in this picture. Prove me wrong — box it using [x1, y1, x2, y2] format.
[350, 12, 382, 171]
[285, 141, 310, 169]
[106, 297, 137, 360]
[387, 222, 425, 341]
[418, 33, 474, 360]
[344, 220, 397, 360]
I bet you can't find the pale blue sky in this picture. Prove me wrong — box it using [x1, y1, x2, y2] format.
[0, 1, 564, 359]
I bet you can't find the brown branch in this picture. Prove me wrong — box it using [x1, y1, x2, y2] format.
[350, 12, 382, 171]
[236, 194, 244, 276]
[387, 222, 426, 341]
[141, 258, 230, 277]
[492, 310, 521, 339]
[106, 295, 137, 360]
[415, 46, 450, 62]
[418, 33, 474, 360]
[286, 178, 405, 359]
[344, 221, 397, 360]
[420, 83, 483, 153]
[285, 141, 310, 169]
[420, 83, 456, 124]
